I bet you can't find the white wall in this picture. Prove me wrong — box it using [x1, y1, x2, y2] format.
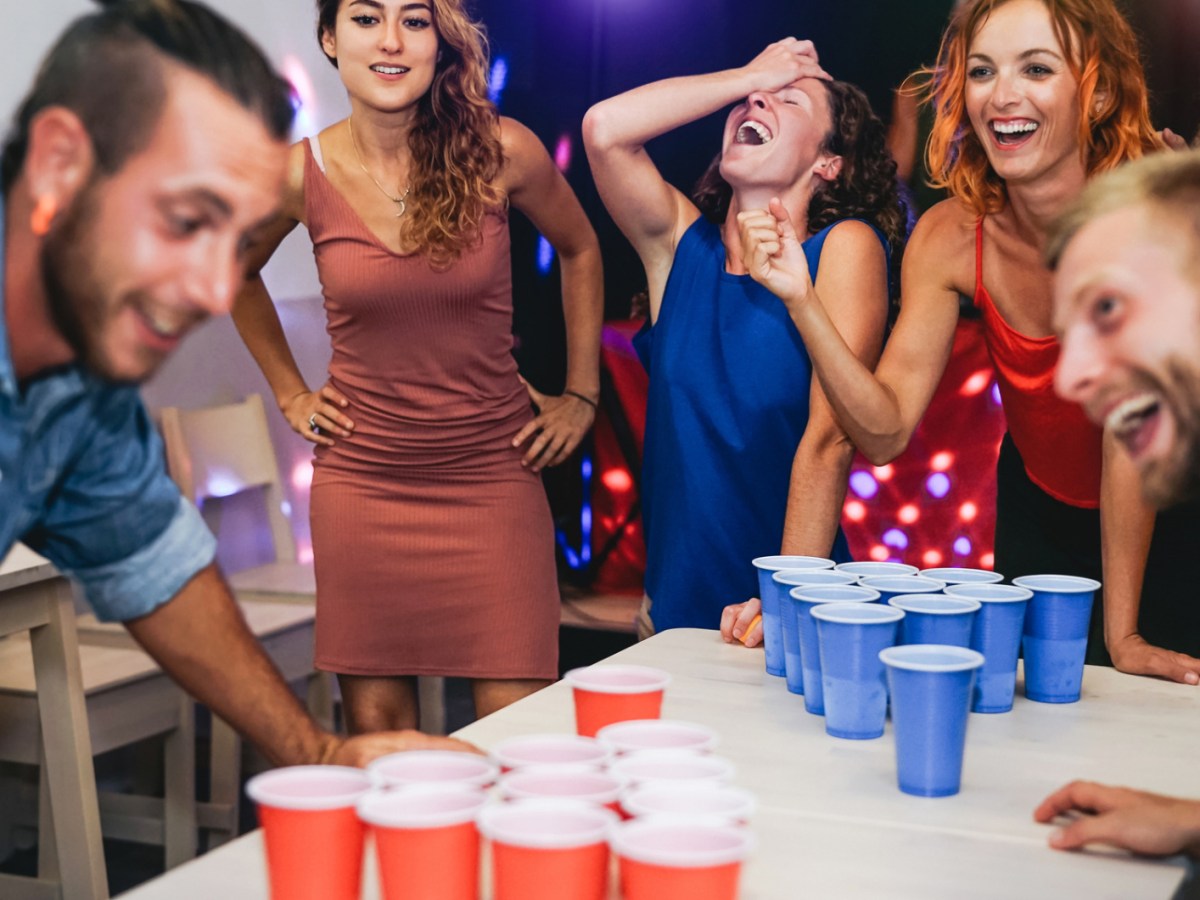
[2, 1, 357, 566]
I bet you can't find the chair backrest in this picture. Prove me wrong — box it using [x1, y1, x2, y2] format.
[159, 394, 297, 564]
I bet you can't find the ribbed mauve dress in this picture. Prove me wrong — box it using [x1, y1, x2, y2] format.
[302, 138, 559, 679]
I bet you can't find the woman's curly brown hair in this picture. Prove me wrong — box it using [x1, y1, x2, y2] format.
[693, 80, 907, 303]
[317, 0, 505, 268]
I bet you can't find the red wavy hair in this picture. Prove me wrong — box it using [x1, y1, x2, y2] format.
[918, 0, 1160, 215]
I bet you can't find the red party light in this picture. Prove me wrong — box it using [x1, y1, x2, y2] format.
[960, 369, 992, 396]
[873, 464, 895, 482]
[980, 552, 995, 569]
[959, 501, 978, 522]
[922, 549, 943, 567]
[602, 468, 633, 492]
[844, 500, 867, 522]
[930, 451, 954, 471]
[869, 544, 890, 561]
[898, 504, 920, 525]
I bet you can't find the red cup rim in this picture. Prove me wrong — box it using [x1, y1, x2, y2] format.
[366, 751, 499, 788]
[564, 664, 672, 694]
[612, 818, 754, 868]
[245, 765, 372, 811]
[620, 783, 756, 822]
[356, 785, 487, 829]
[490, 734, 612, 770]
[595, 719, 718, 754]
[478, 799, 617, 848]
[498, 770, 624, 805]
[610, 752, 735, 786]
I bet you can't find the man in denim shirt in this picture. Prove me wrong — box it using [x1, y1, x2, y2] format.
[2, 1, 471, 766]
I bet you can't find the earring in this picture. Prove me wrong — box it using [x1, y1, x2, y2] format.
[30, 194, 57, 236]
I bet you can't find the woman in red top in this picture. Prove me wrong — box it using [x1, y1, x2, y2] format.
[730, 0, 1200, 682]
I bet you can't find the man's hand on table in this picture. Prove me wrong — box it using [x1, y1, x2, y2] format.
[1109, 634, 1200, 685]
[1035, 781, 1200, 858]
[318, 731, 482, 767]
[720, 599, 763, 647]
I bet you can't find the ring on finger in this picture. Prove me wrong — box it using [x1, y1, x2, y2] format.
[308, 413, 319, 432]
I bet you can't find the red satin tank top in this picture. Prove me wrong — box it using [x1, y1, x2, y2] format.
[973, 220, 1102, 508]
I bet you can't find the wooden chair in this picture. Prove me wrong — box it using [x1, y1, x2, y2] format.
[0, 546, 195, 900]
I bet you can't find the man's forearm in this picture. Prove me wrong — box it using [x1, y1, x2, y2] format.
[124, 563, 334, 767]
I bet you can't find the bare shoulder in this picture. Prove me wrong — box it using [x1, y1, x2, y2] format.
[497, 116, 544, 163]
[819, 219, 887, 262]
[281, 140, 309, 223]
[905, 198, 976, 294]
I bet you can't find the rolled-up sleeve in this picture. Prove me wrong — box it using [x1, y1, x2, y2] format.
[22, 389, 216, 621]
[68, 496, 216, 621]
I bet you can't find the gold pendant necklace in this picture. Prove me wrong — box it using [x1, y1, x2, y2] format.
[348, 117, 410, 218]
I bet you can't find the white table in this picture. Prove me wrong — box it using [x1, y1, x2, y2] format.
[118, 628, 1196, 899]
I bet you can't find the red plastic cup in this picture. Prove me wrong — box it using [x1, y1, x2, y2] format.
[490, 733, 613, 773]
[367, 750, 499, 790]
[610, 752, 736, 789]
[357, 786, 487, 900]
[245, 765, 372, 900]
[619, 783, 756, 825]
[498, 768, 625, 813]
[596, 719, 718, 755]
[478, 800, 617, 900]
[564, 665, 671, 737]
[613, 818, 754, 900]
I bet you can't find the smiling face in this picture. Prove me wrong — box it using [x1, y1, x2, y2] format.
[964, 0, 1083, 187]
[1053, 204, 1200, 507]
[321, 0, 440, 111]
[719, 78, 834, 193]
[41, 65, 287, 383]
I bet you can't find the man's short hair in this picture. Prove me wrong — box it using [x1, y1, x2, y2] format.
[1, 0, 294, 192]
[1046, 150, 1200, 277]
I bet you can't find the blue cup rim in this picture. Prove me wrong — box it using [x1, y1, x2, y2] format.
[773, 570, 858, 587]
[833, 561, 919, 577]
[887, 594, 981, 615]
[790, 585, 881, 604]
[879, 644, 985, 672]
[810, 602, 905, 624]
[858, 575, 947, 593]
[753, 555, 835, 572]
[1011, 574, 1102, 593]
[918, 567, 1004, 584]
[943, 584, 1033, 603]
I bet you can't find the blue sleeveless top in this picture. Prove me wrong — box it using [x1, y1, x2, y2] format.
[633, 216, 873, 631]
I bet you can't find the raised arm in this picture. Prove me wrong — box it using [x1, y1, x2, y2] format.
[583, 39, 828, 319]
[501, 117, 604, 471]
[739, 197, 965, 463]
[231, 141, 354, 446]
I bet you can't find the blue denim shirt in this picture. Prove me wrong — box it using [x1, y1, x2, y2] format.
[0, 196, 215, 621]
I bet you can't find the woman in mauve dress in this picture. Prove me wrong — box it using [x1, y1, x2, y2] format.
[232, 0, 602, 731]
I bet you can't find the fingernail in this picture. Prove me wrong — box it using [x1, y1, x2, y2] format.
[732, 629, 743, 639]
[1049, 828, 1065, 845]
[1187, 672, 1199, 685]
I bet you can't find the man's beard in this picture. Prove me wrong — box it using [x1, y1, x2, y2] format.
[1140, 359, 1200, 509]
[39, 181, 144, 385]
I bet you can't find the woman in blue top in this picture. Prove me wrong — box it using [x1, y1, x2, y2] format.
[583, 39, 907, 639]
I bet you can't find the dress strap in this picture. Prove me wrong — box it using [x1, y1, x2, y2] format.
[974, 218, 985, 299]
[307, 135, 327, 173]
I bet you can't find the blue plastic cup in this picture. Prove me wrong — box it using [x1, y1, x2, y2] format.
[834, 561, 918, 580]
[880, 644, 984, 797]
[919, 567, 1004, 586]
[858, 575, 947, 606]
[810, 602, 904, 739]
[773, 570, 858, 695]
[944, 583, 1033, 713]
[753, 556, 835, 677]
[888, 595, 981, 647]
[789, 585, 880, 715]
[1012, 574, 1102, 704]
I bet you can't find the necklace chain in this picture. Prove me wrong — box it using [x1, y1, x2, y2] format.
[348, 117, 410, 218]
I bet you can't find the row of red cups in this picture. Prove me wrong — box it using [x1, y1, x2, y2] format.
[247, 764, 754, 900]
